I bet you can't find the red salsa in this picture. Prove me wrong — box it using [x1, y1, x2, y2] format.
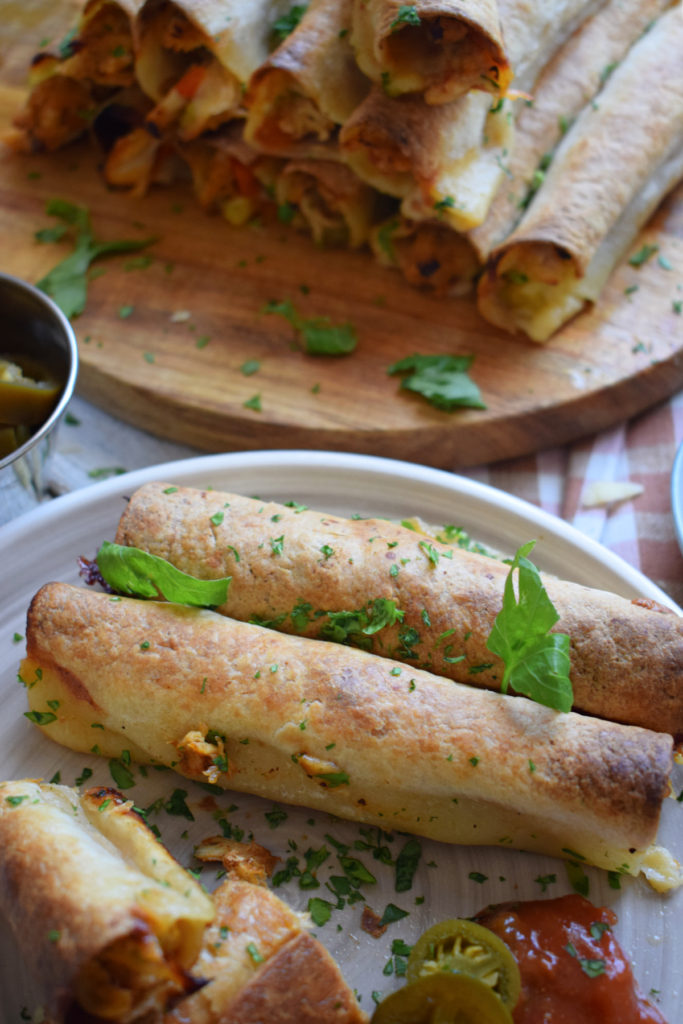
[475, 894, 667, 1024]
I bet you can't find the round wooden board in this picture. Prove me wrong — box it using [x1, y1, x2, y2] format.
[1, 7, 683, 468]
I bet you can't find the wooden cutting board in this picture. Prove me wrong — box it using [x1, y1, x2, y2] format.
[2, 3, 683, 469]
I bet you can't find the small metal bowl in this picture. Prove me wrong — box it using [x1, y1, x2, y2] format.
[0, 271, 78, 491]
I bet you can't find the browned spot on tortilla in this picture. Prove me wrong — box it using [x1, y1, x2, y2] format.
[55, 664, 100, 709]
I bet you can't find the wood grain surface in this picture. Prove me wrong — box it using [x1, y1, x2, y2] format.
[1, 1, 683, 468]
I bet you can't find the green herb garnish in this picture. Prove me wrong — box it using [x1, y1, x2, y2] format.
[388, 354, 486, 411]
[628, 243, 658, 267]
[36, 199, 156, 318]
[95, 541, 230, 606]
[395, 838, 422, 892]
[24, 709, 57, 726]
[308, 896, 333, 926]
[486, 541, 572, 711]
[390, 5, 421, 29]
[379, 903, 409, 926]
[271, 4, 308, 42]
[263, 298, 357, 355]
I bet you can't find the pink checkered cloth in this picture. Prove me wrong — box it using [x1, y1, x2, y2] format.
[464, 391, 683, 609]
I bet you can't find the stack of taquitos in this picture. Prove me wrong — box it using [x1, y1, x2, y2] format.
[20, 582, 681, 889]
[7, 0, 683, 337]
[477, 4, 683, 341]
[0, 778, 365, 1023]
[114, 481, 683, 737]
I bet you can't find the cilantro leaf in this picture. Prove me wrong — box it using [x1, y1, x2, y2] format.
[263, 298, 357, 355]
[388, 354, 486, 411]
[308, 896, 333, 926]
[271, 4, 308, 44]
[390, 5, 421, 29]
[320, 598, 404, 648]
[395, 838, 422, 892]
[36, 200, 156, 318]
[96, 541, 230, 607]
[628, 243, 659, 267]
[486, 541, 573, 712]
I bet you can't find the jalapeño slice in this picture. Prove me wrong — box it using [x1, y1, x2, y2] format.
[371, 972, 514, 1023]
[406, 918, 520, 1011]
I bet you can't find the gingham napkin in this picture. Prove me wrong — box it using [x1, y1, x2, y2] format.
[464, 391, 683, 607]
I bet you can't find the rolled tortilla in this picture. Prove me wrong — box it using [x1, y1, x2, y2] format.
[244, 0, 370, 159]
[134, 0, 295, 141]
[340, 0, 606, 230]
[477, 5, 683, 342]
[469, 0, 677, 261]
[277, 158, 384, 247]
[350, 0, 511, 104]
[0, 779, 365, 1023]
[114, 482, 683, 737]
[339, 86, 512, 232]
[178, 127, 283, 223]
[98, 0, 292, 194]
[22, 583, 680, 887]
[167, 870, 366, 1023]
[370, 213, 480, 292]
[7, 0, 143, 153]
[0, 780, 214, 1021]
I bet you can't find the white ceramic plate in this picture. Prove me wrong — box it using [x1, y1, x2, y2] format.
[1, 450, 681, 1022]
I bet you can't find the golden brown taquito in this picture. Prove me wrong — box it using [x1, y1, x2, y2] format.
[469, 0, 676, 261]
[0, 780, 214, 1022]
[370, 214, 480, 291]
[277, 158, 383, 247]
[101, 0, 291, 194]
[134, 0, 296, 141]
[477, 5, 683, 342]
[7, 0, 143, 153]
[178, 127, 283, 224]
[339, 86, 511, 231]
[340, 0, 607, 230]
[22, 584, 679, 887]
[165, 873, 366, 1023]
[115, 482, 683, 737]
[245, 0, 370, 158]
[0, 779, 364, 1023]
[350, 0, 511, 103]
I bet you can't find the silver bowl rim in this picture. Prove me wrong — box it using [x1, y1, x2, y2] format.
[0, 271, 79, 473]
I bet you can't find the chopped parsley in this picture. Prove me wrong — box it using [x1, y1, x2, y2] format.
[388, 353, 486, 411]
[109, 758, 135, 789]
[468, 871, 488, 883]
[395, 838, 422, 892]
[565, 860, 590, 897]
[24, 709, 57, 726]
[5, 795, 29, 807]
[379, 903, 409, 926]
[308, 896, 333, 926]
[262, 298, 357, 355]
[628, 243, 658, 267]
[271, 4, 308, 43]
[390, 5, 421, 29]
[246, 941, 265, 964]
